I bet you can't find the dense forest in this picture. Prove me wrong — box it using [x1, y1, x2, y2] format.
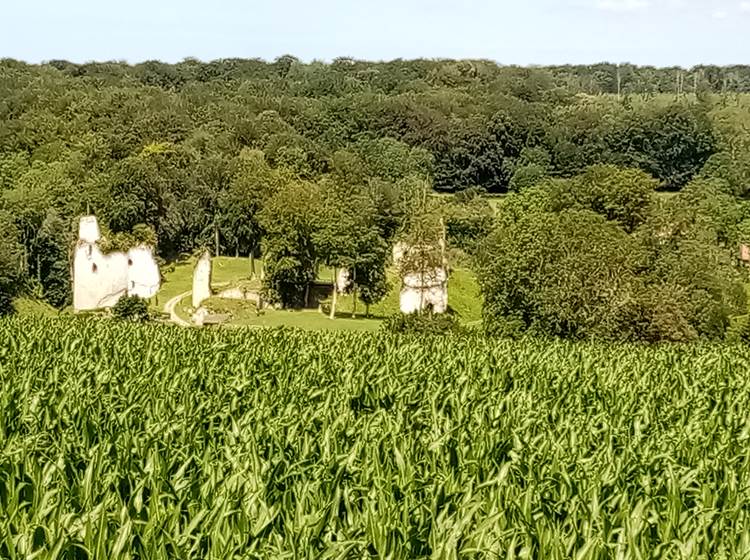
[1, 57, 750, 340]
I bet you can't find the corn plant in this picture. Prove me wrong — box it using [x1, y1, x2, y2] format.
[1, 317, 750, 558]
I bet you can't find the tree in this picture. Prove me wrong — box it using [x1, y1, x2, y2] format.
[395, 186, 446, 314]
[356, 257, 389, 317]
[508, 147, 552, 192]
[442, 191, 494, 252]
[32, 209, 72, 307]
[274, 54, 300, 78]
[218, 149, 279, 270]
[2, 56, 750, 320]
[2, 160, 74, 275]
[259, 181, 319, 308]
[313, 178, 385, 319]
[0, 212, 25, 314]
[352, 137, 433, 183]
[476, 209, 642, 340]
[112, 295, 150, 322]
[608, 102, 717, 188]
[478, 175, 746, 341]
[547, 165, 658, 233]
[430, 112, 526, 192]
[633, 179, 747, 340]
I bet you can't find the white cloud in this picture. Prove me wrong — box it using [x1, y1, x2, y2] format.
[712, 9, 729, 18]
[596, 0, 651, 11]
[740, 1, 750, 12]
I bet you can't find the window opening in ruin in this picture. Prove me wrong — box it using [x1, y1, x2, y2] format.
[128, 258, 133, 266]
[92, 263, 98, 273]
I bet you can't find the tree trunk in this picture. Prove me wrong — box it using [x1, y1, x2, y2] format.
[351, 268, 357, 318]
[419, 264, 425, 314]
[304, 282, 310, 309]
[214, 225, 220, 257]
[329, 268, 338, 320]
[250, 249, 256, 280]
[352, 284, 357, 318]
[365, 303, 370, 318]
[235, 246, 239, 258]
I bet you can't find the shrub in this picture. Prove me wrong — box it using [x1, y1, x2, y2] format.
[112, 295, 150, 323]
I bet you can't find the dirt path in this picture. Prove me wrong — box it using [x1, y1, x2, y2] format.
[164, 291, 192, 327]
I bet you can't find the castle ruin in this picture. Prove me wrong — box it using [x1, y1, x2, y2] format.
[73, 216, 160, 311]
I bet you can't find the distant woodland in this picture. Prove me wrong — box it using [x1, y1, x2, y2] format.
[2, 57, 750, 340]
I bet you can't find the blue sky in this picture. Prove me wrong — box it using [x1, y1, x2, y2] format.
[2, 0, 749, 67]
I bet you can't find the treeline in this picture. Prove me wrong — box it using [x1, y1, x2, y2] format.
[13, 58, 750, 95]
[0, 57, 728, 197]
[1, 58, 750, 339]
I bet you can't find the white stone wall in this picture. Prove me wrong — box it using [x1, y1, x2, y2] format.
[192, 252, 212, 308]
[73, 216, 161, 312]
[127, 246, 161, 299]
[336, 268, 350, 294]
[74, 244, 129, 310]
[78, 216, 101, 244]
[400, 268, 448, 314]
[217, 287, 260, 304]
[192, 307, 209, 327]
[394, 241, 449, 314]
[392, 242, 408, 265]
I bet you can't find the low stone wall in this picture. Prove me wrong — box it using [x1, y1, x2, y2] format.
[216, 287, 260, 304]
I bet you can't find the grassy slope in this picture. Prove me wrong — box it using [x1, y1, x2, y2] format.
[212, 256, 263, 286]
[148, 260, 193, 311]
[12, 297, 59, 317]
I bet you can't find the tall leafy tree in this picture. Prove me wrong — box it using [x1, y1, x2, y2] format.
[0, 212, 25, 314]
[218, 149, 279, 270]
[313, 178, 385, 319]
[259, 180, 319, 308]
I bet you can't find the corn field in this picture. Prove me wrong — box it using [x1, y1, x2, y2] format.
[2, 317, 750, 559]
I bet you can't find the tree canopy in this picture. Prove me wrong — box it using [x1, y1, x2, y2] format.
[1, 57, 750, 337]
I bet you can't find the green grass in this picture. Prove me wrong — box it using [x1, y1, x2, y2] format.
[334, 268, 482, 324]
[485, 194, 505, 214]
[4, 316, 750, 557]
[148, 260, 194, 310]
[230, 309, 382, 331]
[446, 268, 483, 323]
[333, 270, 401, 319]
[154, 256, 263, 306]
[211, 256, 262, 286]
[198, 297, 381, 331]
[159, 256, 483, 330]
